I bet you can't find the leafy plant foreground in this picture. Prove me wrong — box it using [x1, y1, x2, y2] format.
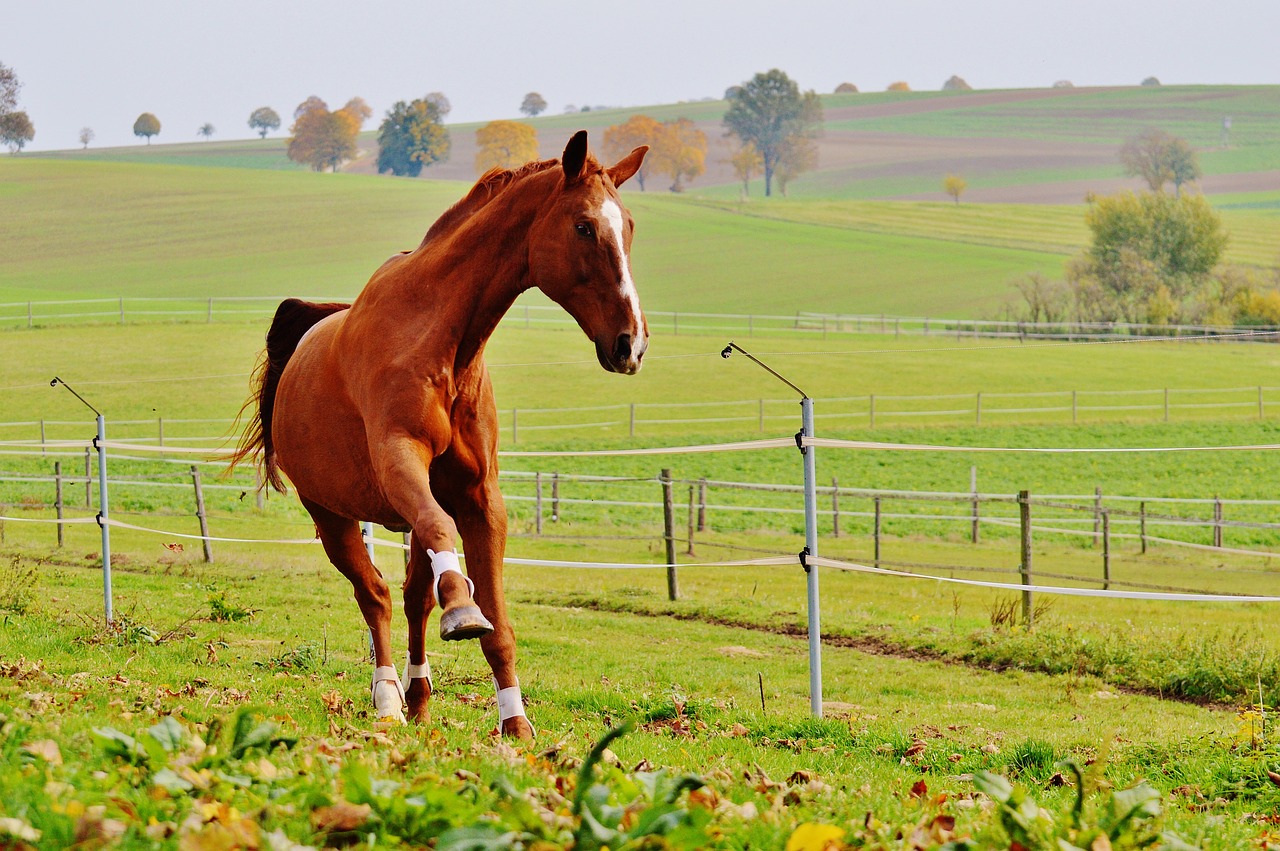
[2, 554, 1280, 849]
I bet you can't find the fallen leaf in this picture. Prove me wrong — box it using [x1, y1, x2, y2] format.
[22, 739, 62, 764]
[786, 822, 844, 851]
[310, 802, 371, 834]
[910, 779, 929, 798]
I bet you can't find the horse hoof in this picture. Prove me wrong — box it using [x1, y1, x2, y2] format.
[439, 605, 494, 641]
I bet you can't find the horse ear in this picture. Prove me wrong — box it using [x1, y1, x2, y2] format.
[608, 145, 649, 188]
[562, 131, 589, 182]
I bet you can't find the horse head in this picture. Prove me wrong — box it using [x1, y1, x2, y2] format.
[529, 131, 649, 375]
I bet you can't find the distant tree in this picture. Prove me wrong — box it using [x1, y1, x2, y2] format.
[198, 122, 216, 141]
[774, 134, 817, 197]
[562, 104, 577, 114]
[0, 110, 34, 153]
[287, 97, 365, 172]
[0, 62, 20, 114]
[603, 114, 663, 190]
[723, 85, 743, 101]
[133, 112, 161, 144]
[1066, 190, 1228, 322]
[376, 96, 451, 177]
[78, 126, 94, 149]
[1052, 80, 1074, 89]
[1141, 76, 1161, 87]
[942, 75, 971, 91]
[1120, 128, 1201, 195]
[723, 69, 823, 197]
[943, 173, 967, 204]
[887, 81, 911, 92]
[425, 92, 451, 118]
[475, 120, 538, 173]
[248, 106, 281, 138]
[728, 141, 763, 196]
[520, 92, 548, 117]
[650, 118, 707, 192]
[834, 82, 858, 94]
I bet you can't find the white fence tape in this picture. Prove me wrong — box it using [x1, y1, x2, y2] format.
[808, 555, 1280, 603]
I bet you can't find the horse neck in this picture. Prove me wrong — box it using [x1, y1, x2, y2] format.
[362, 171, 554, 372]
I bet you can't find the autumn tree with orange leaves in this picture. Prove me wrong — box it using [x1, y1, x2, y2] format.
[287, 96, 370, 172]
[602, 115, 662, 191]
[650, 118, 707, 192]
[475, 120, 538, 173]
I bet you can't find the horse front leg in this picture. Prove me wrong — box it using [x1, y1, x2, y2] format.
[456, 481, 534, 740]
[374, 435, 493, 642]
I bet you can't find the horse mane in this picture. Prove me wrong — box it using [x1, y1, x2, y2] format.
[417, 156, 600, 248]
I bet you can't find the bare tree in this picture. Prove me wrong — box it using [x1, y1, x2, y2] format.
[79, 127, 94, 149]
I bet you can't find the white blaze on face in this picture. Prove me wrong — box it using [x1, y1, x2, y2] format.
[599, 198, 645, 342]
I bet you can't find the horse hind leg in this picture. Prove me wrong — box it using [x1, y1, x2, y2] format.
[402, 533, 437, 723]
[302, 497, 406, 724]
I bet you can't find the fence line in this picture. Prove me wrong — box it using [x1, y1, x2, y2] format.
[8, 296, 1280, 343]
[4, 384, 1279, 445]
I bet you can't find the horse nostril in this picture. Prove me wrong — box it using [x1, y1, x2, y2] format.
[613, 334, 633, 366]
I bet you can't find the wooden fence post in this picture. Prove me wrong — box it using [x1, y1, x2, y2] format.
[534, 472, 543, 535]
[157, 417, 164, 447]
[191, 465, 213, 563]
[54, 461, 64, 548]
[1214, 497, 1223, 548]
[254, 470, 264, 510]
[1260, 386, 1265, 419]
[873, 496, 882, 567]
[1093, 487, 1103, 547]
[1164, 388, 1169, 422]
[970, 465, 980, 544]
[831, 477, 840, 538]
[1072, 390, 1078, 424]
[686, 485, 696, 556]
[512, 409, 518, 445]
[629, 403, 636, 438]
[551, 473, 560, 522]
[1139, 500, 1147, 554]
[869, 394, 876, 429]
[976, 392, 982, 425]
[1102, 511, 1111, 590]
[660, 469, 678, 600]
[758, 400, 765, 432]
[1019, 490, 1033, 628]
[39, 419, 45, 455]
[697, 478, 707, 532]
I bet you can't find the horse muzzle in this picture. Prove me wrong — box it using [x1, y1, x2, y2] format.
[596, 332, 647, 375]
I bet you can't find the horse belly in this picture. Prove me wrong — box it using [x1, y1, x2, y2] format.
[272, 338, 406, 528]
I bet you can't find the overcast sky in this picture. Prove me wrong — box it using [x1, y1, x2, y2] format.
[5, 0, 1278, 151]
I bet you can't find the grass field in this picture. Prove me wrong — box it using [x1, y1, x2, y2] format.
[6, 88, 1280, 848]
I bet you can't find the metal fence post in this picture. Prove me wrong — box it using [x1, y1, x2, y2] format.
[95, 414, 113, 625]
[801, 397, 822, 719]
[361, 521, 376, 565]
[1019, 490, 1033, 629]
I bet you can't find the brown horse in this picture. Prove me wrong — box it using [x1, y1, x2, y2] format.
[230, 132, 648, 738]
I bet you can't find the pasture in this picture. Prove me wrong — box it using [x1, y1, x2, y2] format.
[5, 106, 1280, 846]
[4, 320, 1280, 847]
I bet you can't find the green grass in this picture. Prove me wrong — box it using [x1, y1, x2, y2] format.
[0, 157, 1071, 317]
[828, 85, 1280, 153]
[1, 535, 1276, 848]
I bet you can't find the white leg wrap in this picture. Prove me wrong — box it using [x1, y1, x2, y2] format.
[371, 665, 406, 725]
[495, 677, 534, 734]
[428, 548, 474, 605]
[404, 654, 433, 692]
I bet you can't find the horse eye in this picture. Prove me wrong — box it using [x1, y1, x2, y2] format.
[575, 222, 594, 238]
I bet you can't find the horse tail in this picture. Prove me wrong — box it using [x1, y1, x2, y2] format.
[227, 298, 349, 493]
